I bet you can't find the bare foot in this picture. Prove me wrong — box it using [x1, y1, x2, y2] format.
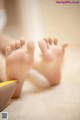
[6, 38, 35, 98]
[34, 38, 68, 86]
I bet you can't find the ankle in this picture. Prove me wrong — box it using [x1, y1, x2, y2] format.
[12, 79, 25, 98]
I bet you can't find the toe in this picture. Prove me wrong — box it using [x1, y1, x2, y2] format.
[15, 41, 21, 49]
[6, 46, 11, 56]
[20, 37, 25, 47]
[26, 40, 35, 55]
[44, 38, 50, 48]
[44, 38, 48, 43]
[48, 38, 53, 45]
[54, 37, 58, 45]
[10, 42, 15, 51]
[62, 43, 68, 52]
[38, 39, 47, 54]
[39, 39, 54, 61]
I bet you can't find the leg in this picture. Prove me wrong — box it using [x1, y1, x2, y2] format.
[0, 52, 6, 82]
[6, 38, 35, 98]
[33, 37, 68, 86]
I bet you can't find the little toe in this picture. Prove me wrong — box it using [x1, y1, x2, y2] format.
[6, 46, 11, 56]
[20, 37, 25, 47]
[62, 43, 68, 52]
[26, 40, 35, 55]
[15, 41, 21, 49]
[54, 37, 58, 45]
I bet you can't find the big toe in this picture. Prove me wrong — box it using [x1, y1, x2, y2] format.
[26, 40, 35, 55]
[38, 39, 52, 61]
[38, 39, 48, 54]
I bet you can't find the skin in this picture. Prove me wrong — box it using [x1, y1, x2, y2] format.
[6, 38, 35, 98]
[0, 52, 6, 82]
[0, 0, 68, 97]
[0, 33, 14, 54]
[33, 37, 68, 86]
[0, 35, 67, 98]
